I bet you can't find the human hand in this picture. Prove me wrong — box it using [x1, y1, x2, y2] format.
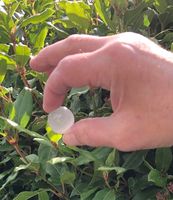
[30, 32, 173, 151]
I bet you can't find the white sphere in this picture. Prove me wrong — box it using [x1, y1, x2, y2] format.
[48, 106, 74, 134]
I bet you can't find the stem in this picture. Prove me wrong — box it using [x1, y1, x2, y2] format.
[103, 172, 111, 189]
[38, 173, 68, 200]
[16, 66, 43, 108]
[13, 143, 29, 164]
[9, 136, 68, 199]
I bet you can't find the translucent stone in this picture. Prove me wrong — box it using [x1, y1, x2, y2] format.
[48, 106, 74, 134]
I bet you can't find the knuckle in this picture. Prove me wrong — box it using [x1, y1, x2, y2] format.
[58, 56, 71, 71]
[66, 34, 81, 46]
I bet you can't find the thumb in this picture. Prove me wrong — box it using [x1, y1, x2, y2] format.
[63, 114, 131, 150]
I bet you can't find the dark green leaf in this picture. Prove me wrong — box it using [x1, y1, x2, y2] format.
[13, 189, 50, 200]
[60, 170, 75, 185]
[38, 191, 49, 200]
[132, 188, 160, 200]
[80, 187, 98, 200]
[14, 88, 33, 128]
[155, 147, 172, 172]
[122, 151, 147, 170]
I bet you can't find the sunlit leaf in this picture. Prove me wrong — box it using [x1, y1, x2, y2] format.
[0, 59, 7, 83]
[15, 44, 31, 67]
[21, 8, 55, 27]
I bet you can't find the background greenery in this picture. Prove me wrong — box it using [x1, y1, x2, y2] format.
[1, 0, 173, 199]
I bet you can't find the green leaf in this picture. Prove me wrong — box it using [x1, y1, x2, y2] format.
[0, 86, 9, 99]
[13, 189, 50, 200]
[38, 143, 57, 177]
[105, 149, 119, 167]
[15, 44, 31, 67]
[38, 191, 49, 200]
[0, 171, 18, 191]
[94, 0, 116, 30]
[46, 22, 69, 37]
[122, 151, 147, 170]
[3, 0, 15, 5]
[21, 8, 55, 27]
[0, 59, 7, 83]
[68, 86, 90, 99]
[48, 157, 71, 165]
[0, 117, 48, 141]
[69, 146, 97, 166]
[58, 1, 91, 31]
[159, 6, 173, 29]
[0, 44, 10, 53]
[148, 169, 167, 187]
[0, 26, 10, 43]
[14, 164, 30, 172]
[0, 52, 16, 70]
[132, 188, 160, 200]
[98, 166, 126, 175]
[111, 0, 127, 10]
[60, 170, 76, 185]
[155, 147, 172, 172]
[80, 187, 98, 200]
[14, 88, 33, 128]
[34, 26, 48, 52]
[103, 190, 115, 200]
[10, 2, 20, 17]
[171, 43, 173, 51]
[33, 138, 52, 147]
[124, 2, 150, 29]
[93, 189, 110, 200]
[143, 14, 150, 27]
[154, 0, 167, 13]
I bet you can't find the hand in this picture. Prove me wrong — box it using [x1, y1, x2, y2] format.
[30, 32, 173, 151]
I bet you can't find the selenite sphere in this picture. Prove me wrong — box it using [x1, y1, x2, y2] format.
[48, 106, 74, 134]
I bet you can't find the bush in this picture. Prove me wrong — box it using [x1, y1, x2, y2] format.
[1, 0, 173, 199]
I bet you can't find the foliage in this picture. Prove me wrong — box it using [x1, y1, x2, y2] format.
[1, 0, 173, 199]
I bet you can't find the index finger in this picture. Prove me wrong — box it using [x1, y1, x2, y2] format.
[43, 49, 113, 112]
[30, 34, 108, 73]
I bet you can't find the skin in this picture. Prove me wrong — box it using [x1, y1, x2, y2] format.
[30, 32, 173, 151]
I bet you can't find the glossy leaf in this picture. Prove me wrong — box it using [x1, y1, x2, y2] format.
[34, 26, 48, 52]
[0, 59, 7, 83]
[58, 1, 91, 31]
[14, 88, 33, 128]
[21, 8, 55, 27]
[15, 44, 31, 67]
